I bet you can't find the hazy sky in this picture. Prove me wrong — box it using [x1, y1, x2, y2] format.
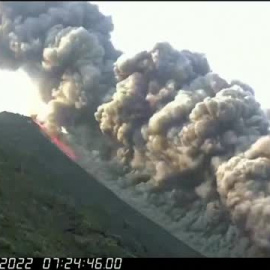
[94, 1, 270, 108]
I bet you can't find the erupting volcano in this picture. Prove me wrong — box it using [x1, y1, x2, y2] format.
[1, 0, 270, 258]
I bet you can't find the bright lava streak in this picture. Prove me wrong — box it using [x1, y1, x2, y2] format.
[33, 119, 77, 161]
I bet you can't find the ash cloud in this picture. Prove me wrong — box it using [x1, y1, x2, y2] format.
[217, 136, 270, 249]
[96, 42, 270, 254]
[96, 42, 268, 188]
[0, 1, 120, 134]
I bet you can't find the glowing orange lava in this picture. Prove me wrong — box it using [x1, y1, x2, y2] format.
[33, 118, 77, 161]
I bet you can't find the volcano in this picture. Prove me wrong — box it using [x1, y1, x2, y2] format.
[0, 111, 202, 257]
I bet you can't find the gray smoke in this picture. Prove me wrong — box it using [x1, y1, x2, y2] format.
[0, 1, 120, 134]
[96, 43, 268, 187]
[217, 136, 270, 249]
[96, 42, 270, 253]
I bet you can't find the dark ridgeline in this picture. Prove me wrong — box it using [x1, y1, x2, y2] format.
[0, 111, 202, 257]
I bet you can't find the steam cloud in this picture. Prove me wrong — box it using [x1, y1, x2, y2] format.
[96, 42, 270, 254]
[0, 1, 120, 134]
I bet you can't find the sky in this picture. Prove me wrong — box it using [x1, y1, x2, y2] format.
[94, 1, 270, 108]
[0, 70, 45, 115]
[0, 1, 270, 114]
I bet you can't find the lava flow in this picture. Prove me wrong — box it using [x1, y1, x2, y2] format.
[33, 118, 77, 161]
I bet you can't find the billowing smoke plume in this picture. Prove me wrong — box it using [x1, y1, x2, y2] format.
[96, 43, 268, 186]
[217, 136, 270, 249]
[96, 42, 270, 253]
[0, 1, 120, 134]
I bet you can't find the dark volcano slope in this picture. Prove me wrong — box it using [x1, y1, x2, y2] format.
[0, 112, 202, 257]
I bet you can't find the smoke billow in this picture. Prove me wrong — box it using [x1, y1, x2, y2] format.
[96, 42, 268, 188]
[0, 1, 120, 134]
[96, 42, 270, 255]
[217, 136, 270, 249]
